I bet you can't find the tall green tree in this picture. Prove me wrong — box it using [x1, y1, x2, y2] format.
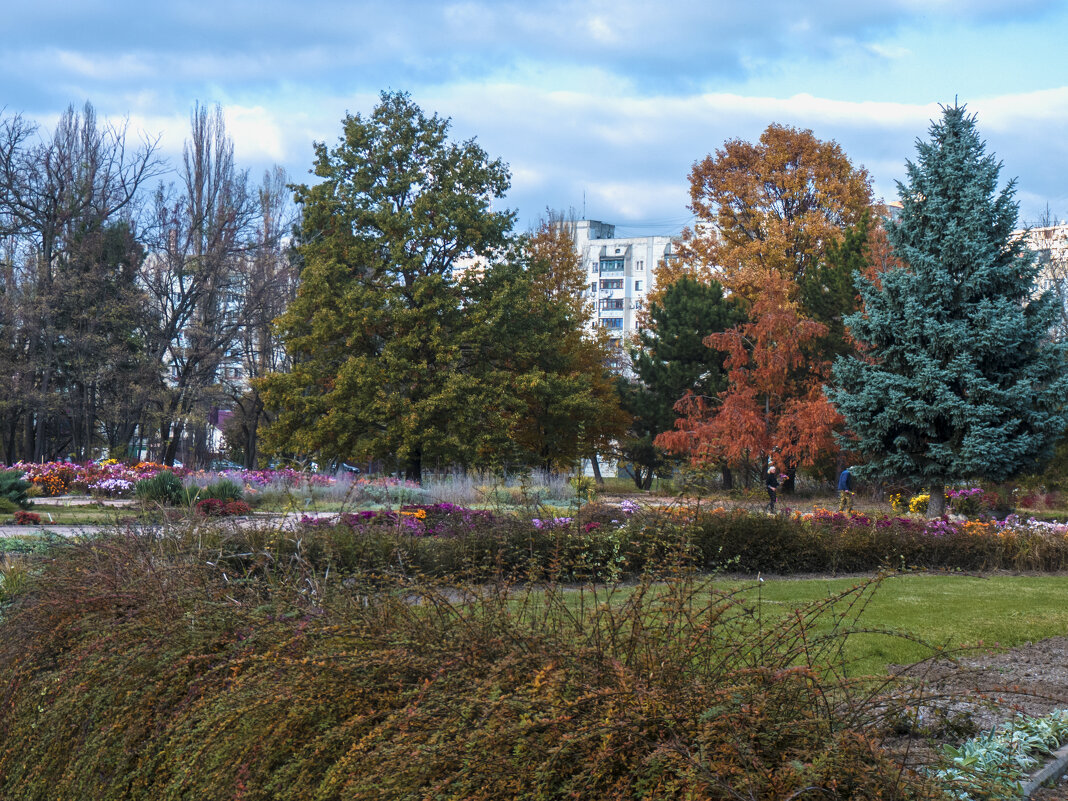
[259, 92, 514, 481]
[460, 224, 628, 473]
[621, 276, 741, 489]
[829, 105, 1068, 517]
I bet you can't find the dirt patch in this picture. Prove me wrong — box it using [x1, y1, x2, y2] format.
[893, 637, 1068, 797]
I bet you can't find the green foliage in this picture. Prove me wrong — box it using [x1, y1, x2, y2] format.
[799, 211, 871, 360]
[134, 470, 184, 506]
[258, 91, 514, 481]
[830, 106, 1068, 515]
[620, 277, 743, 488]
[569, 474, 598, 503]
[258, 97, 627, 481]
[0, 469, 31, 509]
[0, 533, 942, 800]
[190, 477, 244, 503]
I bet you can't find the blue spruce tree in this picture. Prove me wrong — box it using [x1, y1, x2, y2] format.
[828, 105, 1068, 517]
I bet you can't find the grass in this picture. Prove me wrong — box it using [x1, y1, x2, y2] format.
[720, 572, 1068, 675]
[3, 502, 130, 526]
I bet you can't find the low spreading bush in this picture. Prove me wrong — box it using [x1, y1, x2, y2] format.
[0, 469, 31, 509]
[0, 533, 945, 800]
[195, 499, 252, 517]
[12, 511, 40, 526]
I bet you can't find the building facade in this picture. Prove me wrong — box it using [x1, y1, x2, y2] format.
[564, 219, 679, 369]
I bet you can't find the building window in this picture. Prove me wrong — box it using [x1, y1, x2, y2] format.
[590, 261, 598, 273]
[599, 317, 624, 329]
[636, 260, 644, 271]
[634, 300, 643, 310]
[601, 279, 623, 290]
[609, 338, 621, 349]
[600, 298, 624, 310]
[590, 282, 597, 293]
[600, 258, 625, 272]
[634, 280, 642, 292]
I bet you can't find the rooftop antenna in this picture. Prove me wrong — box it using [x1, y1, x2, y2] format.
[582, 190, 586, 220]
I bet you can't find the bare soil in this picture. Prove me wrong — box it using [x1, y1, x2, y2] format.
[893, 637, 1068, 797]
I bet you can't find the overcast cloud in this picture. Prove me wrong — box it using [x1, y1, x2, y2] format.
[4, 0, 1067, 233]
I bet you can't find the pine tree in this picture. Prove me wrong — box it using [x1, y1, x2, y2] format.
[622, 277, 741, 489]
[829, 105, 1068, 516]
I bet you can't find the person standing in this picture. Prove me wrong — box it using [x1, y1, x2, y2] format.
[837, 466, 854, 512]
[765, 465, 779, 512]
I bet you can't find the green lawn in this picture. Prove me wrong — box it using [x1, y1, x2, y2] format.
[7, 503, 131, 526]
[721, 573, 1068, 675]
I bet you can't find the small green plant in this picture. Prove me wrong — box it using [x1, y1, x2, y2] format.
[0, 469, 31, 509]
[135, 470, 184, 506]
[0, 556, 28, 603]
[569, 475, 597, 504]
[185, 478, 245, 506]
[933, 709, 1068, 799]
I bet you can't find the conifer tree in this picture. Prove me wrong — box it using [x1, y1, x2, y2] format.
[829, 105, 1068, 516]
[623, 276, 741, 489]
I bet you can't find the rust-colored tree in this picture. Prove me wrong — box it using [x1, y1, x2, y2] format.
[656, 124, 872, 485]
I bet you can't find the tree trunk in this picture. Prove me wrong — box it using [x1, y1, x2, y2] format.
[589, 453, 604, 484]
[927, 482, 946, 518]
[782, 465, 796, 494]
[721, 464, 733, 490]
[641, 469, 653, 490]
[404, 448, 422, 484]
[631, 465, 644, 490]
[162, 420, 184, 466]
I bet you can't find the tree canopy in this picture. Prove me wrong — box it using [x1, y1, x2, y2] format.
[259, 94, 625, 479]
[829, 105, 1068, 516]
[656, 124, 872, 483]
[623, 276, 741, 488]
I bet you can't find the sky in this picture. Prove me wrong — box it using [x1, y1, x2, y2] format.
[5, 0, 1068, 237]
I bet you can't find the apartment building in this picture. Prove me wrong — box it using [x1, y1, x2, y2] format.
[562, 219, 679, 370]
[1022, 222, 1068, 341]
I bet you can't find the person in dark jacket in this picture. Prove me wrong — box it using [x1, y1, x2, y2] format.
[766, 465, 779, 512]
[837, 466, 854, 512]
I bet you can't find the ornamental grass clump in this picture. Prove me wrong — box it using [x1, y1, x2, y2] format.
[0, 530, 946, 800]
[134, 470, 184, 506]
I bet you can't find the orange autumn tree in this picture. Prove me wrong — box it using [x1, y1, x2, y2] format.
[656, 124, 872, 485]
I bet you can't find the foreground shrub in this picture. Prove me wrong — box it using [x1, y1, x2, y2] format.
[0, 533, 945, 800]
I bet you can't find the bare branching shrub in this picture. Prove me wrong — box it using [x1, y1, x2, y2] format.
[0, 523, 951, 800]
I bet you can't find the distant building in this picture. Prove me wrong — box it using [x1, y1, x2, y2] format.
[1021, 222, 1068, 340]
[559, 219, 679, 371]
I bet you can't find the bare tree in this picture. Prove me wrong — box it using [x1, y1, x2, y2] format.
[222, 166, 298, 467]
[140, 103, 277, 466]
[1024, 206, 1068, 343]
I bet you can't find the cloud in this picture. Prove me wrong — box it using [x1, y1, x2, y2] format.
[3, 1, 1067, 230]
